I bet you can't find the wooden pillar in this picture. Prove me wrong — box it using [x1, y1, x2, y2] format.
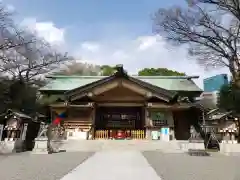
[0, 124, 3, 141]
[145, 107, 151, 140]
[142, 107, 145, 128]
[10, 130, 15, 141]
[21, 123, 28, 141]
[145, 107, 149, 127]
[50, 108, 54, 123]
[6, 130, 11, 140]
[91, 105, 96, 139]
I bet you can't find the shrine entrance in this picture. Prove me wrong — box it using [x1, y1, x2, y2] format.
[94, 106, 145, 139]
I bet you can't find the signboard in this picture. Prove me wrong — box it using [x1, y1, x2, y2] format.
[161, 128, 165, 134]
[161, 128, 169, 135]
[160, 127, 170, 141]
[151, 112, 165, 120]
[151, 131, 159, 140]
[164, 128, 169, 135]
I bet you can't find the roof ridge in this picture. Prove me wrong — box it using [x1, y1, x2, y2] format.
[46, 75, 106, 78]
[134, 76, 199, 79]
[46, 75, 199, 79]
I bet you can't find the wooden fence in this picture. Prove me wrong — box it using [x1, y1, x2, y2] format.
[94, 129, 145, 140]
[95, 130, 109, 139]
[131, 130, 145, 139]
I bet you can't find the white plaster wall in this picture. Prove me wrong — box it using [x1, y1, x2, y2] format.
[66, 129, 88, 140]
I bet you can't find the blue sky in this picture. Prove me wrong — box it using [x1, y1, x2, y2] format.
[3, 0, 229, 87]
[8, 0, 183, 41]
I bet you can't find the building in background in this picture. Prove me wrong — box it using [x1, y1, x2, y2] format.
[203, 74, 228, 92]
[201, 74, 229, 108]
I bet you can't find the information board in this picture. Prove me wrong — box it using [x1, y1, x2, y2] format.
[161, 128, 169, 135]
[160, 127, 170, 141]
[151, 131, 159, 140]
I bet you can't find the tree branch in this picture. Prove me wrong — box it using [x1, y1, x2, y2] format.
[153, 2, 240, 79]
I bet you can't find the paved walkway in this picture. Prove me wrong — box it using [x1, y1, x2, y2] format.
[61, 150, 162, 180]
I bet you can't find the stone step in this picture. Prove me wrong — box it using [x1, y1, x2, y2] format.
[62, 140, 186, 152]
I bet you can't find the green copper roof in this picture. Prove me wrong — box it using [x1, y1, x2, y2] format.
[39, 75, 202, 92]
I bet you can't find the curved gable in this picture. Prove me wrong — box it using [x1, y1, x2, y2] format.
[65, 66, 177, 102]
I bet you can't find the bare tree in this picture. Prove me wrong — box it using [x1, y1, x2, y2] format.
[198, 0, 240, 21]
[0, 3, 71, 83]
[153, 0, 240, 84]
[0, 37, 71, 83]
[54, 61, 101, 76]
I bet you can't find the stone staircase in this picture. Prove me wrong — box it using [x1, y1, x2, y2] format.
[61, 140, 186, 153]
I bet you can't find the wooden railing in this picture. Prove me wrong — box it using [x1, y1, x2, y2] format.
[94, 129, 145, 140]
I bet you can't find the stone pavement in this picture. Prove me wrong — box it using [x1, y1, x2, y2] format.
[144, 151, 240, 180]
[1, 150, 240, 180]
[0, 151, 94, 180]
[61, 150, 162, 180]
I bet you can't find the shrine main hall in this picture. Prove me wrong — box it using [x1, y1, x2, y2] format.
[40, 65, 203, 141]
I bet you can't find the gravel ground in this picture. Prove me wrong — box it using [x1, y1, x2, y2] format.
[0, 151, 94, 180]
[143, 151, 240, 180]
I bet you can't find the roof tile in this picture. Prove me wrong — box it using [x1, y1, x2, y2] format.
[40, 76, 202, 92]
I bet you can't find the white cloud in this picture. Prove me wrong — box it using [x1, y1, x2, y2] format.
[21, 18, 65, 45]
[74, 35, 229, 88]
[137, 36, 158, 51]
[81, 42, 100, 52]
[6, 4, 15, 12]
[20, 17, 229, 89]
